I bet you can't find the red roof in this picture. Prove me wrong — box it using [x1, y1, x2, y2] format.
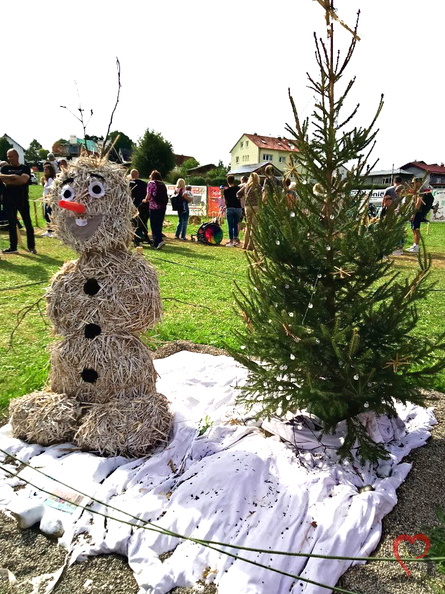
[401, 161, 445, 175]
[242, 133, 299, 153]
[174, 154, 194, 167]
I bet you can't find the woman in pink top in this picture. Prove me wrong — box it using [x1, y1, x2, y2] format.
[143, 170, 168, 249]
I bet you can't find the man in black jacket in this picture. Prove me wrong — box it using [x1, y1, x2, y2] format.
[0, 149, 36, 254]
[128, 169, 149, 245]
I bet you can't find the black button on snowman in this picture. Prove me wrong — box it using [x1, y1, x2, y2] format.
[9, 156, 171, 457]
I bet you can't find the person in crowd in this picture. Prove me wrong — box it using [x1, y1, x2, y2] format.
[0, 149, 36, 254]
[143, 170, 168, 249]
[223, 175, 242, 246]
[129, 169, 149, 245]
[58, 158, 68, 170]
[0, 175, 5, 226]
[262, 164, 282, 202]
[406, 176, 434, 253]
[379, 175, 404, 256]
[383, 175, 403, 203]
[46, 153, 60, 174]
[173, 178, 193, 240]
[0, 162, 6, 214]
[41, 162, 56, 237]
[380, 191, 396, 219]
[217, 184, 227, 226]
[238, 175, 249, 225]
[237, 172, 262, 250]
[284, 178, 298, 206]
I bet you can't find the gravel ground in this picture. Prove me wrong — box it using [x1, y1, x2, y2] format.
[338, 388, 445, 594]
[0, 343, 444, 594]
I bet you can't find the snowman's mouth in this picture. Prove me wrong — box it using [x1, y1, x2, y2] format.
[65, 215, 104, 241]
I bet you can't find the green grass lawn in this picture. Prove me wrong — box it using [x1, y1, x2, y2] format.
[1, 186, 444, 410]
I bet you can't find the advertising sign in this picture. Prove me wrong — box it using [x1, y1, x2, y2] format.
[351, 188, 445, 222]
[208, 186, 225, 217]
[166, 185, 207, 216]
[431, 189, 445, 222]
[351, 189, 385, 205]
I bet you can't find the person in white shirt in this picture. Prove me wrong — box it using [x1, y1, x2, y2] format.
[41, 162, 56, 237]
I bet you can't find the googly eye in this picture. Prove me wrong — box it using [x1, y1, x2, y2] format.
[88, 180, 106, 198]
[61, 185, 75, 201]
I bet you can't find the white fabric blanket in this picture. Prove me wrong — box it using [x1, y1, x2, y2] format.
[0, 352, 437, 594]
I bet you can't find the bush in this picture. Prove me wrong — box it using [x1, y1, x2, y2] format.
[206, 176, 227, 187]
[165, 171, 183, 185]
[187, 176, 206, 186]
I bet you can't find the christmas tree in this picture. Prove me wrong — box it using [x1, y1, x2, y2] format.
[232, 4, 445, 462]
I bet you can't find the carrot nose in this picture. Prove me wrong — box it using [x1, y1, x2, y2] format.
[59, 200, 86, 214]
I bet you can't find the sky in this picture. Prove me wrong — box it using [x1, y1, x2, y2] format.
[2, 0, 444, 172]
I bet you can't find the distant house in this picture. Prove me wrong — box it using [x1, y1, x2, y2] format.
[366, 162, 445, 188]
[2, 134, 25, 163]
[52, 136, 99, 158]
[228, 162, 283, 180]
[187, 164, 216, 176]
[119, 147, 132, 163]
[174, 154, 195, 169]
[400, 161, 445, 187]
[230, 133, 299, 174]
[70, 137, 99, 157]
[364, 168, 412, 187]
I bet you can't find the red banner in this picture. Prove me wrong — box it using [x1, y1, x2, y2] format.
[208, 186, 225, 217]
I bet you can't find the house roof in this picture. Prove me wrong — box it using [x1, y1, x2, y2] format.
[401, 161, 445, 175]
[2, 134, 26, 152]
[76, 138, 99, 153]
[187, 164, 216, 174]
[228, 162, 283, 177]
[367, 168, 412, 176]
[175, 154, 194, 167]
[230, 133, 298, 153]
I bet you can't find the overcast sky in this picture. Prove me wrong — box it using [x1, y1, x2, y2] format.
[2, 0, 442, 171]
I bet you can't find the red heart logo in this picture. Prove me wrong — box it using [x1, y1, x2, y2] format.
[393, 533, 430, 577]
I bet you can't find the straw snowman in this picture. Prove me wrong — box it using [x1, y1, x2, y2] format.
[9, 156, 171, 457]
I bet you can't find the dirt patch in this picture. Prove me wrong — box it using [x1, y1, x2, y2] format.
[152, 340, 227, 359]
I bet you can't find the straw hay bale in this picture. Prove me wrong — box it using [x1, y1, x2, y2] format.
[46, 250, 162, 335]
[9, 391, 81, 445]
[47, 156, 136, 254]
[74, 392, 171, 457]
[50, 333, 157, 403]
[12, 154, 172, 457]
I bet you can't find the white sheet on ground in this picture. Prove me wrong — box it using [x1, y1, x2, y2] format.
[0, 352, 437, 594]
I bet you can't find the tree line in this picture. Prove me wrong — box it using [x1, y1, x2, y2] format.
[0, 130, 228, 185]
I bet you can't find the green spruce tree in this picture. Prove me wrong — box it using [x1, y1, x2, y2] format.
[232, 5, 445, 462]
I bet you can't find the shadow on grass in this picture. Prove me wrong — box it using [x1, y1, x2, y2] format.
[0, 253, 65, 288]
[145, 243, 238, 262]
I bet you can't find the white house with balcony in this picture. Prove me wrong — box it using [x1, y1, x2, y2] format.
[230, 133, 299, 175]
